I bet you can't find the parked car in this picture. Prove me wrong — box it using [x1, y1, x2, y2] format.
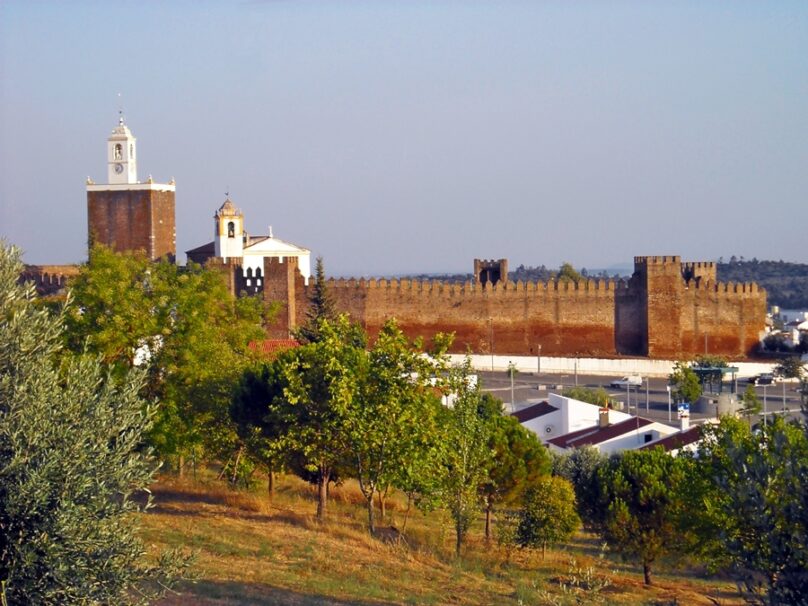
[747, 373, 778, 385]
[610, 375, 643, 388]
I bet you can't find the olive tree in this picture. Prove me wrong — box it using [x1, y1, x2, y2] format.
[1, 243, 187, 604]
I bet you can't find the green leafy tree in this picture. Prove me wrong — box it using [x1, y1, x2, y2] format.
[0, 243, 187, 604]
[563, 386, 618, 408]
[230, 362, 290, 498]
[775, 355, 806, 380]
[669, 361, 702, 404]
[740, 384, 762, 418]
[276, 316, 366, 520]
[697, 417, 808, 605]
[557, 262, 584, 283]
[515, 476, 580, 559]
[596, 448, 689, 585]
[296, 256, 336, 344]
[440, 359, 496, 556]
[479, 411, 551, 540]
[64, 245, 265, 467]
[552, 446, 608, 528]
[347, 320, 450, 534]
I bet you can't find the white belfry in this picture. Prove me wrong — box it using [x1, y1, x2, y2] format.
[106, 113, 138, 184]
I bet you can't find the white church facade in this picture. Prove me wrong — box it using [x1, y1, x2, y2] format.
[186, 197, 311, 289]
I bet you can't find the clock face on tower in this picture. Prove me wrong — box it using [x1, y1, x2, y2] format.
[114, 163, 124, 174]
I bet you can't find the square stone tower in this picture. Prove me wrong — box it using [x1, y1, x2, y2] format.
[86, 115, 176, 262]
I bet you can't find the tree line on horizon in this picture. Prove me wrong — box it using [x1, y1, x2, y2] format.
[717, 257, 808, 309]
[405, 258, 808, 308]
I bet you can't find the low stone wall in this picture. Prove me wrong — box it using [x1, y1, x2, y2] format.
[454, 353, 780, 379]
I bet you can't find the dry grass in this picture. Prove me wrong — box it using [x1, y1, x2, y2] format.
[141, 474, 745, 606]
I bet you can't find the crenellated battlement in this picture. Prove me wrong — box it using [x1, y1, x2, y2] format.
[322, 275, 624, 297]
[688, 279, 762, 295]
[20, 264, 80, 296]
[249, 254, 767, 359]
[634, 255, 681, 266]
[681, 260, 717, 284]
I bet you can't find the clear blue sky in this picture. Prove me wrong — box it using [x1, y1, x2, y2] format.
[1, 1, 806, 276]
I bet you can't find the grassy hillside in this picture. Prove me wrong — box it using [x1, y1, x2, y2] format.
[143, 475, 744, 606]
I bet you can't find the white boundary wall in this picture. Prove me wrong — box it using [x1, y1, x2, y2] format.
[452, 354, 780, 379]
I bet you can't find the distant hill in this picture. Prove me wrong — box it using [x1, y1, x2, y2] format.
[717, 258, 808, 309]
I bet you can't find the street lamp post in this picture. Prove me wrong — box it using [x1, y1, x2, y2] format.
[646, 378, 649, 413]
[667, 385, 672, 422]
[537, 343, 541, 376]
[508, 361, 516, 413]
[763, 384, 767, 427]
[489, 319, 494, 371]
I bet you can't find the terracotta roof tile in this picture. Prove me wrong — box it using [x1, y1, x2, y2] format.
[248, 339, 300, 357]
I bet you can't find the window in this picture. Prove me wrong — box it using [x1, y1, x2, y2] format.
[228, 222, 235, 238]
[114, 144, 122, 160]
[129, 143, 134, 159]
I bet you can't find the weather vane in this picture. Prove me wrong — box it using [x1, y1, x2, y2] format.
[117, 92, 124, 125]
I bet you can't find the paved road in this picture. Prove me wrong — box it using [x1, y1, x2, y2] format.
[477, 370, 805, 428]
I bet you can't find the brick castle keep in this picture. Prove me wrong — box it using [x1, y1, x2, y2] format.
[210, 254, 765, 359]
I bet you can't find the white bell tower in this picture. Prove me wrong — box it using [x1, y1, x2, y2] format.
[107, 113, 138, 184]
[214, 196, 244, 261]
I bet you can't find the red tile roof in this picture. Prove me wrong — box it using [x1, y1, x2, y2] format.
[512, 401, 557, 423]
[548, 417, 654, 450]
[249, 339, 300, 357]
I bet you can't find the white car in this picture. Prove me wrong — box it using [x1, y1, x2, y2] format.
[610, 376, 643, 388]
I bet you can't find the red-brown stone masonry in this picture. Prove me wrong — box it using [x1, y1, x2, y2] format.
[87, 189, 175, 261]
[275, 260, 767, 360]
[149, 190, 176, 261]
[299, 279, 619, 357]
[263, 257, 299, 339]
[679, 283, 767, 357]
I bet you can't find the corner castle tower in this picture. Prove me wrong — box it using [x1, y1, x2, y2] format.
[86, 113, 176, 262]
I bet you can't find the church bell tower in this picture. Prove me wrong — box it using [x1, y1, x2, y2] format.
[86, 113, 176, 262]
[107, 114, 138, 184]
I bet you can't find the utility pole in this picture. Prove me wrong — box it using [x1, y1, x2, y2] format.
[489, 319, 494, 371]
[537, 343, 541, 376]
[508, 361, 516, 413]
[763, 384, 767, 427]
[646, 378, 649, 413]
[667, 385, 672, 422]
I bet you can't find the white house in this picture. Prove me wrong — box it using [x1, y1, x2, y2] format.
[513, 393, 633, 443]
[545, 410, 680, 455]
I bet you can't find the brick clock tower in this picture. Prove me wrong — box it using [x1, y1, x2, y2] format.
[86, 115, 176, 261]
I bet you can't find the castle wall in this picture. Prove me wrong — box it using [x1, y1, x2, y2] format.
[299, 278, 619, 357]
[20, 264, 80, 296]
[275, 256, 768, 359]
[678, 281, 766, 357]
